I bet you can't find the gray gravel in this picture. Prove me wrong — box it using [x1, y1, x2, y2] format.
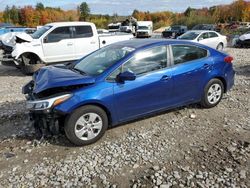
[0, 48, 249, 187]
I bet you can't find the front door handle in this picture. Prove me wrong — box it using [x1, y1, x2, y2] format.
[67, 42, 73, 46]
[161, 75, 171, 81]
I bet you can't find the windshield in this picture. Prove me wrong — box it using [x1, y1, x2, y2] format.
[74, 45, 135, 76]
[108, 25, 120, 30]
[32, 25, 52, 39]
[170, 26, 181, 31]
[179, 32, 200, 40]
[138, 26, 149, 30]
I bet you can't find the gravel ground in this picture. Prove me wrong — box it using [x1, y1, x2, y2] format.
[0, 48, 249, 187]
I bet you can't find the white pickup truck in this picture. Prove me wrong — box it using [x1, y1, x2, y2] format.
[2, 22, 133, 74]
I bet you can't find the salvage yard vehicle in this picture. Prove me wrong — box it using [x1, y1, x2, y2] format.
[178, 30, 227, 51]
[136, 21, 153, 38]
[235, 31, 250, 48]
[1, 22, 133, 74]
[23, 39, 235, 146]
[162, 25, 187, 39]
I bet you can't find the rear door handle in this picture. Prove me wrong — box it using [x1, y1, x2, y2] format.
[161, 75, 171, 81]
[67, 42, 73, 46]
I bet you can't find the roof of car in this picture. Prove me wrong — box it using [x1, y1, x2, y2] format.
[112, 39, 205, 50]
[45, 22, 95, 27]
[189, 30, 217, 33]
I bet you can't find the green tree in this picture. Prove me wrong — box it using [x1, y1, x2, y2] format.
[79, 2, 90, 21]
[3, 5, 11, 23]
[184, 7, 196, 16]
[36, 2, 45, 10]
[9, 6, 19, 24]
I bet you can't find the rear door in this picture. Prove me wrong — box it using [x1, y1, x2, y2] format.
[198, 32, 212, 47]
[208, 32, 220, 49]
[170, 44, 213, 104]
[42, 26, 75, 62]
[72, 25, 99, 59]
[110, 46, 174, 122]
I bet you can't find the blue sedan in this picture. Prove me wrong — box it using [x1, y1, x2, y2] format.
[23, 39, 235, 146]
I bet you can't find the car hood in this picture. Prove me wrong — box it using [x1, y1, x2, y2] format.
[15, 32, 33, 42]
[33, 64, 96, 94]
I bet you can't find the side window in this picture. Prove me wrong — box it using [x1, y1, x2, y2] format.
[199, 32, 209, 40]
[209, 32, 218, 38]
[74, 26, 93, 38]
[172, 45, 208, 65]
[123, 46, 168, 76]
[46, 27, 71, 43]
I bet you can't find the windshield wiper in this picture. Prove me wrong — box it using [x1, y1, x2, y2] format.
[70, 67, 86, 75]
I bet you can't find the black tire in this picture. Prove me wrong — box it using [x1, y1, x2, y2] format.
[216, 43, 224, 51]
[21, 63, 44, 75]
[64, 105, 108, 146]
[201, 78, 224, 108]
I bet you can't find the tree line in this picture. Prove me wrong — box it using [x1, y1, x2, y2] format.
[0, 0, 249, 29]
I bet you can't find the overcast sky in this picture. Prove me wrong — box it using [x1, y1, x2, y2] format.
[0, 0, 236, 15]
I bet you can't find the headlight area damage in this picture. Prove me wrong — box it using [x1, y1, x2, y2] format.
[22, 80, 86, 137]
[22, 65, 96, 137]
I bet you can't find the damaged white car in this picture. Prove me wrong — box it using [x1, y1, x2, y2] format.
[1, 22, 134, 74]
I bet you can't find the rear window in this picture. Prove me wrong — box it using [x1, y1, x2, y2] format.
[209, 32, 218, 38]
[171, 45, 208, 65]
[74, 26, 93, 38]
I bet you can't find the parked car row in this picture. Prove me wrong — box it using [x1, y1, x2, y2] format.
[159, 24, 227, 51]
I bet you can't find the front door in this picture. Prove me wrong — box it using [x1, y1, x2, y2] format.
[112, 46, 174, 122]
[42, 26, 75, 63]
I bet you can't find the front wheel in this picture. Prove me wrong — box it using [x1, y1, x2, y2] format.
[64, 105, 108, 146]
[21, 63, 44, 75]
[201, 79, 224, 108]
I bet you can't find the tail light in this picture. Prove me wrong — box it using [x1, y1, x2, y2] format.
[224, 56, 233, 63]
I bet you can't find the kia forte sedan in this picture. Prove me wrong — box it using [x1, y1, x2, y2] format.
[23, 39, 235, 146]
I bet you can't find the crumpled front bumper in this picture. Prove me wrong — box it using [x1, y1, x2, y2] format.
[23, 81, 66, 136]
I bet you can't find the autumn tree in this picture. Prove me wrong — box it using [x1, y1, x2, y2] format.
[242, 3, 250, 21]
[79, 2, 90, 21]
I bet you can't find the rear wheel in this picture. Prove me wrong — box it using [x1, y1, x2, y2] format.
[201, 78, 224, 108]
[64, 105, 108, 146]
[216, 43, 224, 51]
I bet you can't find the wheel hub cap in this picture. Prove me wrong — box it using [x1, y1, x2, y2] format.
[74, 113, 103, 141]
[207, 83, 222, 104]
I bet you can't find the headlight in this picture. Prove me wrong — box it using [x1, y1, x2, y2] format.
[26, 94, 72, 111]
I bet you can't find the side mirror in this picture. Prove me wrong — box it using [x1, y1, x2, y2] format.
[43, 37, 48, 43]
[116, 71, 136, 83]
[198, 37, 203, 41]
